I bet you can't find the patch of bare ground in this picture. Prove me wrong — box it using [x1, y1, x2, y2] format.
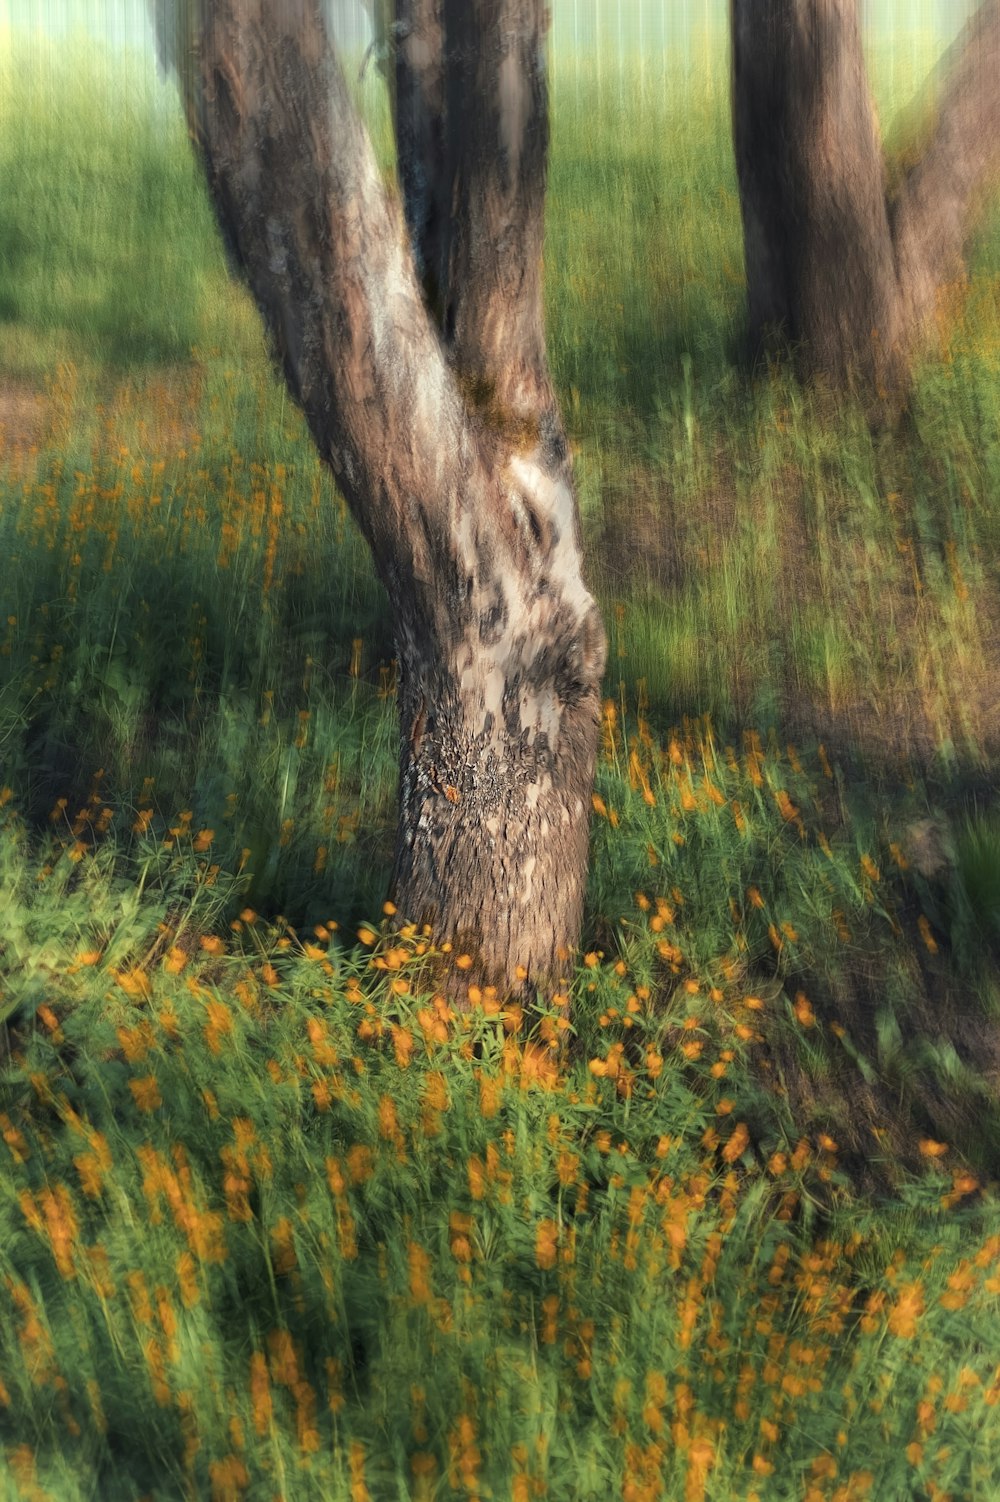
[0, 378, 49, 472]
[1, 363, 204, 477]
[108, 365, 203, 458]
[762, 948, 1000, 1188]
[781, 562, 1000, 773]
[591, 443, 743, 593]
[591, 461, 686, 595]
[597, 451, 999, 773]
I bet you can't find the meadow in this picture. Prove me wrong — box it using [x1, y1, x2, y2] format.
[1, 29, 1000, 1502]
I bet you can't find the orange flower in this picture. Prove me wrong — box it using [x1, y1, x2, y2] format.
[919, 1139, 948, 1158]
[117, 1023, 155, 1063]
[423, 1072, 449, 1113]
[775, 790, 798, 822]
[535, 1219, 559, 1270]
[250, 1352, 272, 1435]
[519, 1043, 560, 1089]
[346, 1145, 374, 1185]
[468, 1156, 486, 1201]
[0, 1113, 29, 1164]
[408, 1242, 433, 1304]
[722, 1122, 750, 1164]
[377, 1096, 402, 1147]
[793, 993, 816, 1027]
[130, 1075, 162, 1113]
[38, 1185, 79, 1279]
[887, 1281, 925, 1338]
[177, 1251, 200, 1309]
[116, 967, 151, 1000]
[267, 1329, 300, 1387]
[74, 1139, 111, 1199]
[392, 1027, 414, 1068]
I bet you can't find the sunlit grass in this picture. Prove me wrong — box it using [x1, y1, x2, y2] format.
[2, 781, 1000, 1500]
[1, 32, 1000, 1502]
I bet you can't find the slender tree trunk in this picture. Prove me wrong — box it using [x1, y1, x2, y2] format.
[731, 0, 1000, 395]
[153, 0, 605, 1006]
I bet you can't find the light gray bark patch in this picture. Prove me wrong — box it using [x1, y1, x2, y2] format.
[499, 43, 529, 187]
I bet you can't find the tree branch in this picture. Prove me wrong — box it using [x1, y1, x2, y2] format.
[892, 0, 1000, 332]
[393, 0, 449, 320]
[441, 0, 557, 437]
[149, 0, 494, 598]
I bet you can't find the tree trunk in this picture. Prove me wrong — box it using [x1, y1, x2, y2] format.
[152, 0, 605, 1006]
[891, 0, 1000, 336]
[390, 452, 605, 998]
[731, 0, 1000, 396]
[388, 0, 600, 1000]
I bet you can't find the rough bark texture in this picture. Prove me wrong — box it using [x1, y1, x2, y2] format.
[731, 0, 1000, 394]
[152, 0, 605, 1005]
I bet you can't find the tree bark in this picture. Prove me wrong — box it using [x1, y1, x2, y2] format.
[393, 0, 449, 318]
[892, 0, 1000, 336]
[152, 0, 605, 1006]
[441, 1, 556, 424]
[730, 0, 1000, 395]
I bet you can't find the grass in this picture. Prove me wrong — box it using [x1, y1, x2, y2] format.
[1, 33, 1000, 1502]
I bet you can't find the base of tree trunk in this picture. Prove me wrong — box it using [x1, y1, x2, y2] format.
[389, 630, 603, 1010]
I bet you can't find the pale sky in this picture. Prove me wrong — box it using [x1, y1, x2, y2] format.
[0, 0, 973, 56]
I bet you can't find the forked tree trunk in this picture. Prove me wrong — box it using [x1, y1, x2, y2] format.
[153, 0, 606, 1005]
[731, 0, 1000, 395]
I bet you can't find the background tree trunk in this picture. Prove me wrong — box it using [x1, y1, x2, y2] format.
[153, 0, 606, 1006]
[731, 0, 1000, 396]
[730, 0, 902, 391]
[891, 0, 1000, 336]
